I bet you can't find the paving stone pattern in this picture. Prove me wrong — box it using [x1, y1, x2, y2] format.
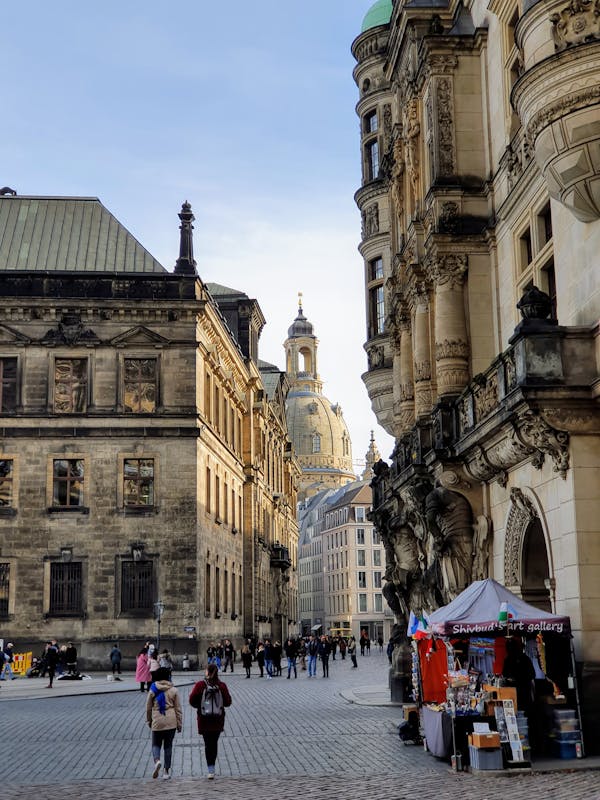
[2, 654, 599, 800]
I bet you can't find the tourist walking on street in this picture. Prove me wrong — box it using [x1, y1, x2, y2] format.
[298, 638, 307, 671]
[136, 646, 152, 692]
[339, 637, 347, 660]
[65, 642, 78, 674]
[377, 635, 384, 654]
[189, 663, 232, 780]
[1, 642, 15, 680]
[45, 640, 59, 687]
[110, 643, 122, 675]
[319, 635, 331, 677]
[256, 642, 265, 677]
[307, 634, 319, 677]
[386, 638, 394, 665]
[348, 636, 358, 668]
[223, 639, 235, 673]
[284, 637, 298, 679]
[146, 667, 182, 780]
[264, 638, 274, 679]
[241, 643, 253, 678]
[273, 640, 282, 676]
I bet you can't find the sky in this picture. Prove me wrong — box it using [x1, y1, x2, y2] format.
[3, 0, 396, 466]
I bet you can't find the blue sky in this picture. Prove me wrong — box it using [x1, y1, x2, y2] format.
[4, 0, 395, 464]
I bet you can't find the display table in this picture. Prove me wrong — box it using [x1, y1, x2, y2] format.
[421, 707, 497, 765]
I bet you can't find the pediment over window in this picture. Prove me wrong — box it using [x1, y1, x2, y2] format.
[110, 326, 170, 347]
[0, 324, 30, 345]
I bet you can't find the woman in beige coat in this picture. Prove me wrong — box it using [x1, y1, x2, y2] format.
[146, 667, 182, 780]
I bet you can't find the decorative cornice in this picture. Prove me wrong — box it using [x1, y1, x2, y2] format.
[435, 338, 470, 360]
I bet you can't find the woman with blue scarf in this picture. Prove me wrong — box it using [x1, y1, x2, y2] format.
[146, 667, 182, 780]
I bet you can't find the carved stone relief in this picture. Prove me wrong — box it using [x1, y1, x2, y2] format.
[435, 339, 469, 360]
[436, 78, 456, 176]
[504, 488, 537, 586]
[550, 0, 600, 51]
[516, 410, 570, 478]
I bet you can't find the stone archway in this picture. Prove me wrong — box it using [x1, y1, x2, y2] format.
[521, 518, 552, 611]
[504, 487, 553, 610]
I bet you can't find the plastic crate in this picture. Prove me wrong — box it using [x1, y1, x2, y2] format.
[553, 730, 581, 742]
[553, 709, 577, 720]
[468, 744, 503, 771]
[552, 739, 581, 759]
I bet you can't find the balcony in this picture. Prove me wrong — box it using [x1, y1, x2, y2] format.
[270, 543, 292, 571]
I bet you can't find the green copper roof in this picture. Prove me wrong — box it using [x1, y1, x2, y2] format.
[0, 196, 166, 273]
[361, 0, 393, 32]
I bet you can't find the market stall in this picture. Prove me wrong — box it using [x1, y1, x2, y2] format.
[415, 579, 583, 771]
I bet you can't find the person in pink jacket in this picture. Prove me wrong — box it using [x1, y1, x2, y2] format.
[136, 646, 152, 692]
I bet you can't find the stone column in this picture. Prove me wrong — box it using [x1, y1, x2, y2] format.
[431, 255, 469, 398]
[412, 284, 432, 419]
[394, 313, 415, 434]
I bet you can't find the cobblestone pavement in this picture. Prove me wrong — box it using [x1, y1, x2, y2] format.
[2, 653, 599, 800]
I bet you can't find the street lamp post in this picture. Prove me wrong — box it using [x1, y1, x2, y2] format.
[154, 600, 165, 652]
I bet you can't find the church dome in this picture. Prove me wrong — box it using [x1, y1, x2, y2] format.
[286, 389, 354, 478]
[361, 0, 393, 32]
[287, 306, 314, 338]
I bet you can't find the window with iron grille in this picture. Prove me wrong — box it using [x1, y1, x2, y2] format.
[0, 460, 14, 507]
[49, 562, 82, 615]
[124, 358, 157, 413]
[0, 358, 17, 413]
[121, 559, 154, 613]
[54, 358, 87, 413]
[123, 459, 154, 507]
[52, 459, 84, 507]
[0, 562, 9, 617]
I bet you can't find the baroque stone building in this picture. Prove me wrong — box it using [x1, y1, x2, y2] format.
[352, 0, 599, 741]
[0, 194, 299, 666]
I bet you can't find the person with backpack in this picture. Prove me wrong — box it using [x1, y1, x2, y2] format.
[189, 663, 232, 780]
[146, 667, 182, 780]
[307, 634, 319, 677]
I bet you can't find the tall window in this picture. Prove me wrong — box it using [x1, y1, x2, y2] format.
[121, 559, 154, 613]
[123, 459, 154, 507]
[364, 110, 378, 134]
[312, 433, 321, 453]
[0, 562, 9, 617]
[369, 257, 383, 281]
[356, 528, 365, 545]
[215, 567, 221, 615]
[357, 550, 366, 566]
[369, 285, 385, 338]
[0, 358, 17, 412]
[356, 507, 366, 522]
[373, 571, 382, 588]
[206, 467, 211, 513]
[0, 459, 14, 507]
[52, 459, 84, 507]
[204, 372, 211, 421]
[50, 562, 83, 615]
[515, 201, 556, 321]
[231, 570, 236, 615]
[358, 571, 367, 588]
[205, 563, 211, 614]
[374, 594, 383, 612]
[54, 358, 87, 413]
[124, 358, 157, 413]
[373, 550, 382, 567]
[358, 593, 367, 612]
[215, 475, 221, 520]
[224, 569, 229, 613]
[366, 139, 379, 181]
[372, 530, 381, 545]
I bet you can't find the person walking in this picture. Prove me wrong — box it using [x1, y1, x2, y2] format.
[146, 667, 182, 780]
[110, 643, 122, 675]
[339, 637, 347, 661]
[348, 636, 358, 668]
[223, 639, 235, 673]
[263, 639, 274, 679]
[255, 642, 265, 677]
[189, 663, 232, 780]
[298, 638, 307, 671]
[284, 637, 298, 679]
[377, 635, 384, 654]
[1, 643, 15, 680]
[65, 642, 78, 674]
[45, 640, 59, 687]
[386, 638, 394, 665]
[307, 634, 319, 677]
[318, 635, 331, 678]
[273, 640, 282, 676]
[136, 646, 152, 692]
[241, 644, 253, 678]
[148, 647, 160, 681]
[159, 649, 174, 680]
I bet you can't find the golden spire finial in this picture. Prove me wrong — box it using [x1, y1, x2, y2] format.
[298, 291, 303, 311]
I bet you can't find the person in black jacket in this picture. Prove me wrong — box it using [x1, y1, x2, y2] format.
[284, 638, 298, 679]
[318, 636, 331, 678]
[45, 641, 59, 688]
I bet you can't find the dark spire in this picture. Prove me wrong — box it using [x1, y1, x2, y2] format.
[174, 201, 197, 275]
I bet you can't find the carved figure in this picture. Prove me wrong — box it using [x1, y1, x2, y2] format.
[391, 138, 406, 220]
[404, 100, 421, 208]
[472, 515, 493, 581]
[425, 483, 474, 602]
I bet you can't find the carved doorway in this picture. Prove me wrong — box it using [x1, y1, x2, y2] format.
[521, 518, 552, 611]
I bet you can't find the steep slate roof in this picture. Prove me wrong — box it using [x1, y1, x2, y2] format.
[0, 196, 166, 273]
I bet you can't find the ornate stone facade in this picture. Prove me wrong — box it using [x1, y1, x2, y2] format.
[353, 0, 600, 745]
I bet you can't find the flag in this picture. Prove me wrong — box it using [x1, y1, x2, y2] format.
[408, 611, 418, 637]
[414, 612, 430, 640]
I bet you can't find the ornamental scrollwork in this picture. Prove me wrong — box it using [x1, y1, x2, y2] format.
[429, 254, 468, 287]
[435, 338, 469, 360]
[504, 488, 537, 586]
[516, 410, 570, 478]
[550, 0, 600, 51]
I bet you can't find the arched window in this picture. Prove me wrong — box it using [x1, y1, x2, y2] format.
[312, 433, 321, 454]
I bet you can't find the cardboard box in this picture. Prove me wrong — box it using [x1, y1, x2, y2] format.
[469, 732, 501, 749]
[482, 685, 518, 708]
